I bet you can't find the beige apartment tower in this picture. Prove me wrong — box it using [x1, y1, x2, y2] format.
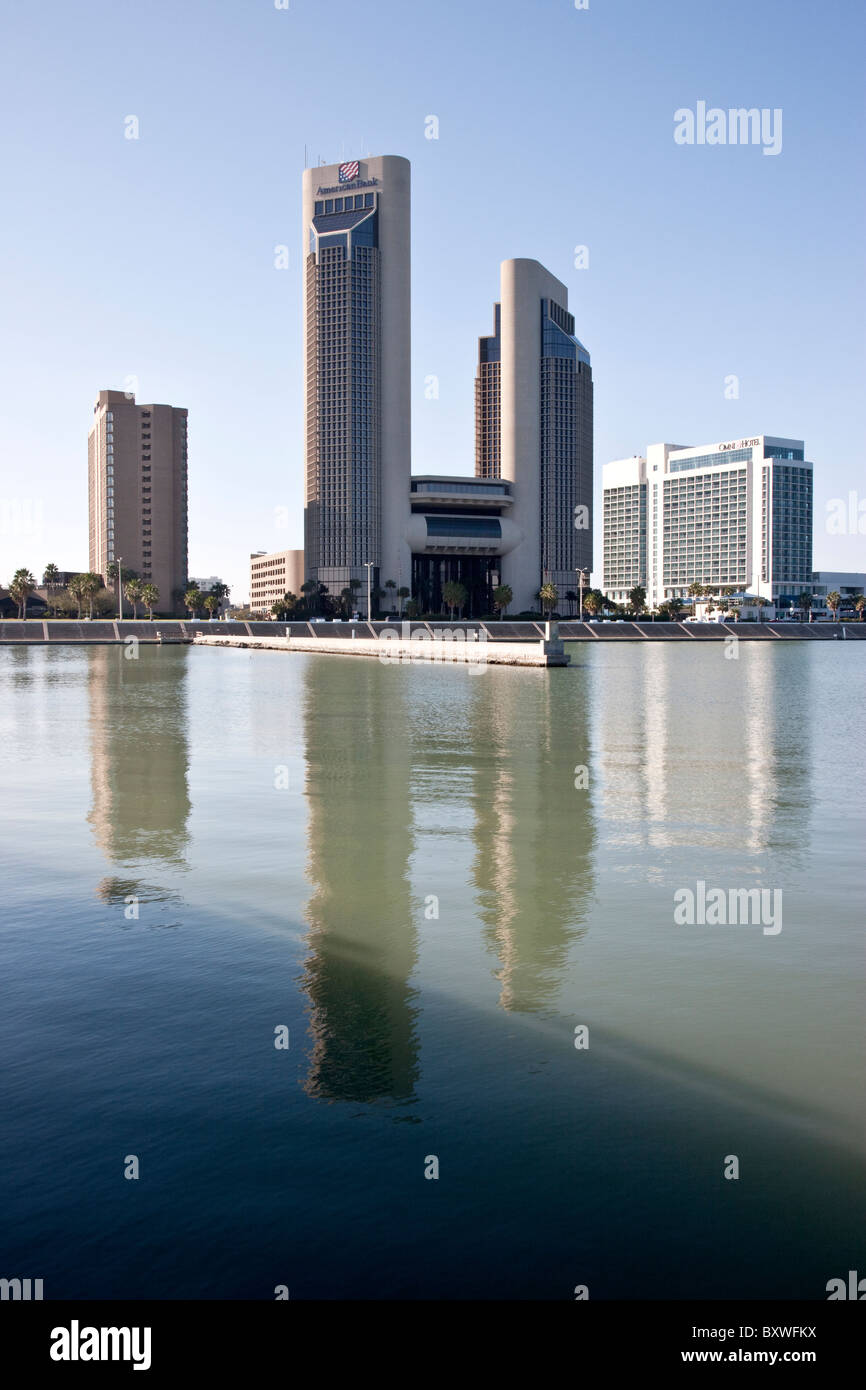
[88, 389, 188, 615]
[301, 155, 412, 609]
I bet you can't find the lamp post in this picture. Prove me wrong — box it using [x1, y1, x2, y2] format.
[364, 561, 374, 622]
[577, 567, 589, 621]
[117, 557, 123, 621]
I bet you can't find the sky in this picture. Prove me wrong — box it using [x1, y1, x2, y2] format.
[0, 0, 864, 601]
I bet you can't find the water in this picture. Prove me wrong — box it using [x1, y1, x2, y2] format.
[0, 640, 863, 1299]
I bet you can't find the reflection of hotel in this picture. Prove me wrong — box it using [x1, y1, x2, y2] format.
[300, 658, 419, 1101]
[87, 647, 191, 867]
[301, 157, 593, 617]
[593, 641, 813, 855]
[468, 673, 594, 1011]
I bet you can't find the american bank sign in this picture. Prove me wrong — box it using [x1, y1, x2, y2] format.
[316, 177, 379, 195]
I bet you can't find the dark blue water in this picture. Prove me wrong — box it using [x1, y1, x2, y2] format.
[1, 643, 863, 1298]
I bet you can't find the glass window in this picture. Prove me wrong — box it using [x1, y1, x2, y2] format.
[325, 199, 334, 213]
[315, 201, 324, 215]
[334, 197, 343, 212]
[364, 193, 373, 207]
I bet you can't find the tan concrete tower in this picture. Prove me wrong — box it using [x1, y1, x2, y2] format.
[88, 389, 188, 615]
[484, 259, 593, 614]
[301, 155, 412, 611]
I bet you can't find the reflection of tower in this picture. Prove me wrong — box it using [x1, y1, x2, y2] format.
[87, 646, 191, 868]
[300, 658, 419, 1101]
[470, 672, 595, 1012]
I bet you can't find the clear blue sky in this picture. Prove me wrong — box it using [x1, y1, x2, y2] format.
[1, 0, 863, 600]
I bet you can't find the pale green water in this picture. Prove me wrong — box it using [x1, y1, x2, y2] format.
[0, 640, 863, 1298]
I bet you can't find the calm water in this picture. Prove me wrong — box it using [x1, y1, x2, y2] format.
[0, 641, 863, 1299]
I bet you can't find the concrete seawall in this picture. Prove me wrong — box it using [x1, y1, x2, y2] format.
[0, 618, 862, 647]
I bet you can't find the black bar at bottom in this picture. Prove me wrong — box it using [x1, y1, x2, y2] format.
[1, 1300, 859, 1376]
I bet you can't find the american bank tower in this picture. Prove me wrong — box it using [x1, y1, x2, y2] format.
[302, 155, 412, 601]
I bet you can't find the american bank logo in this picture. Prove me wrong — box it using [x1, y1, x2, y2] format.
[339, 160, 360, 182]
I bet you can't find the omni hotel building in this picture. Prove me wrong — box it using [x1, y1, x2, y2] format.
[301, 156, 592, 616]
[602, 436, 813, 610]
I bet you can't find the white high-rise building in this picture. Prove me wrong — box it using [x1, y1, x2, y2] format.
[603, 435, 813, 609]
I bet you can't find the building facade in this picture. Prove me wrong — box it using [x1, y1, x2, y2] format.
[298, 161, 592, 619]
[603, 435, 813, 610]
[475, 260, 593, 613]
[810, 571, 866, 617]
[249, 549, 305, 615]
[302, 155, 411, 603]
[88, 389, 188, 614]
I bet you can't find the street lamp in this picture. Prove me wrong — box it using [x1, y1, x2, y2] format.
[363, 561, 374, 622]
[117, 556, 123, 621]
[576, 567, 589, 621]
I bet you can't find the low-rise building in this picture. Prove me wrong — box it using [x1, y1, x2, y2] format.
[249, 549, 304, 615]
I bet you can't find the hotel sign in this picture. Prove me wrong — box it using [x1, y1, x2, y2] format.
[316, 177, 379, 195]
[718, 438, 760, 451]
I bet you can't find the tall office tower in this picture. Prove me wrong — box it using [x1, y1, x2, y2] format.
[475, 260, 593, 612]
[602, 435, 813, 610]
[88, 389, 188, 614]
[302, 155, 412, 607]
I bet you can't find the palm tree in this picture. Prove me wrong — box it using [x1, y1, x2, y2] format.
[404, 598, 419, 619]
[666, 596, 684, 618]
[397, 586, 410, 615]
[42, 563, 61, 613]
[564, 589, 578, 616]
[184, 586, 202, 619]
[583, 591, 602, 619]
[798, 592, 813, 623]
[442, 580, 467, 619]
[855, 595, 865, 623]
[66, 574, 87, 618]
[76, 572, 101, 619]
[384, 579, 397, 613]
[493, 583, 513, 617]
[538, 582, 558, 615]
[627, 585, 647, 617]
[141, 583, 159, 618]
[826, 590, 841, 621]
[339, 586, 353, 619]
[203, 593, 220, 620]
[124, 577, 144, 618]
[687, 581, 704, 599]
[300, 580, 317, 616]
[9, 568, 37, 619]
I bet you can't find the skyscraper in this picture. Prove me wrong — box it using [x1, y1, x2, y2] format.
[475, 260, 593, 613]
[88, 389, 188, 614]
[302, 156, 411, 607]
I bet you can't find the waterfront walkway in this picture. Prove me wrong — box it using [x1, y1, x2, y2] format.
[0, 618, 862, 646]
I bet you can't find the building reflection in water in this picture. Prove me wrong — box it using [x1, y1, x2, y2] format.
[87, 646, 191, 902]
[300, 658, 419, 1103]
[468, 670, 595, 1012]
[594, 643, 814, 858]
